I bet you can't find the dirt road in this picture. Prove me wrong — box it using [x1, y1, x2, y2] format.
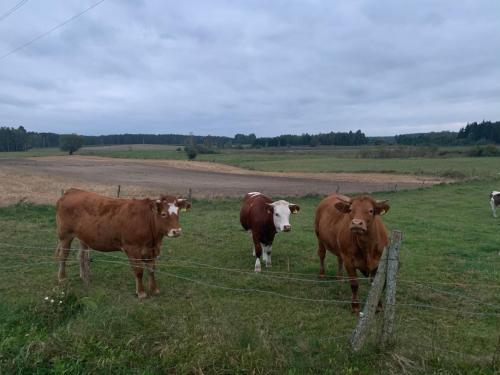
[0, 156, 443, 205]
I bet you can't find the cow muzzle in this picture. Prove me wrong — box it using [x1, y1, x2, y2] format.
[350, 219, 367, 234]
[168, 228, 182, 237]
[282, 225, 292, 232]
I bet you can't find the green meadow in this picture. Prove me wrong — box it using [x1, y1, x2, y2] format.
[1, 177, 499, 373]
[79, 147, 500, 179]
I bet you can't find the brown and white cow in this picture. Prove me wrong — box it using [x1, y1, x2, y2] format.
[240, 192, 300, 272]
[490, 191, 500, 217]
[55, 188, 191, 299]
[315, 193, 390, 313]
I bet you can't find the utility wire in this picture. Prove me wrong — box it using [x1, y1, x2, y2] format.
[0, 0, 28, 23]
[0, 0, 106, 61]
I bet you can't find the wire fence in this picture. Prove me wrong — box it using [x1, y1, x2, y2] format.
[0, 241, 498, 369]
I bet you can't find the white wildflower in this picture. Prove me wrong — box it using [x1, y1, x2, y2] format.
[44, 296, 49, 301]
[59, 300, 63, 304]
[50, 299, 54, 303]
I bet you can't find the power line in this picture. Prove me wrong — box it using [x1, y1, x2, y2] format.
[0, 0, 107, 61]
[0, 0, 28, 23]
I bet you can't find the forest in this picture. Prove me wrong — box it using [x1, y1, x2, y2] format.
[1, 121, 499, 152]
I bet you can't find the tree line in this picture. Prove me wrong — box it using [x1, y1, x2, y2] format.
[395, 121, 500, 146]
[0, 126, 59, 152]
[0, 127, 368, 152]
[2, 121, 500, 152]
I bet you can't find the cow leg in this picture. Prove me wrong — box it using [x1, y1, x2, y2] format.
[56, 237, 73, 282]
[317, 241, 326, 278]
[491, 199, 497, 218]
[78, 241, 91, 286]
[254, 241, 263, 273]
[336, 256, 344, 281]
[129, 258, 147, 299]
[145, 259, 160, 295]
[262, 244, 272, 268]
[346, 265, 360, 314]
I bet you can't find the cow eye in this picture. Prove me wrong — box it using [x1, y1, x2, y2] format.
[369, 209, 374, 214]
[275, 213, 279, 217]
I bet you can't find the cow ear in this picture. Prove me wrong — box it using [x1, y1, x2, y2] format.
[177, 198, 191, 212]
[150, 199, 162, 214]
[334, 201, 351, 214]
[375, 200, 390, 215]
[289, 204, 300, 214]
[265, 203, 274, 214]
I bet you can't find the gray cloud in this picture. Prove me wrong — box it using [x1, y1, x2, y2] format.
[0, 0, 499, 136]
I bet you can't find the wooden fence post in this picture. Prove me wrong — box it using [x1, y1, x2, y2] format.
[78, 246, 91, 286]
[117, 185, 121, 198]
[349, 245, 389, 352]
[349, 230, 402, 352]
[61, 189, 65, 196]
[379, 230, 403, 348]
[188, 188, 192, 201]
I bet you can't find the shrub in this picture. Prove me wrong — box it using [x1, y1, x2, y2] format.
[185, 146, 198, 160]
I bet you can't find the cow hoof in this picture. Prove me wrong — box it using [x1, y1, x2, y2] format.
[152, 288, 160, 295]
[137, 292, 147, 300]
[255, 266, 261, 273]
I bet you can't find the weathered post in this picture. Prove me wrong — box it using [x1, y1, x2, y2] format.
[61, 189, 65, 196]
[78, 245, 91, 286]
[379, 230, 403, 347]
[188, 188, 192, 201]
[117, 185, 121, 198]
[349, 245, 389, 352]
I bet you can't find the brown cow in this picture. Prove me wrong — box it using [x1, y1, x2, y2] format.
[55, 188, 191, 299]
[315, 193, 390, 313]
[240, 192, 300, 272]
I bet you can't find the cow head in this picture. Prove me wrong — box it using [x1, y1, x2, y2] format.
[152, 195, 191, 237]
[266, 200, 300, 232]
[334, 195, 389, 235]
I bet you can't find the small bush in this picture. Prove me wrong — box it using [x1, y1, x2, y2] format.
[185, 146, 198, 160]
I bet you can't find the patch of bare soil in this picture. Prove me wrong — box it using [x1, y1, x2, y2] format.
[0, 156, 446, 206]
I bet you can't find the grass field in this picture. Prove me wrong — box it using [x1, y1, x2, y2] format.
[79, 148, 500, 179]
[2, 146, 499, 179]
[1, 178, 499, 373]
[0, 148, 66, 158]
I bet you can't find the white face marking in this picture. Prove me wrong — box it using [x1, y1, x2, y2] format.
[270, 200, 292, 232]
[248, 192, 261, 197]
[167, 203, 178, 216]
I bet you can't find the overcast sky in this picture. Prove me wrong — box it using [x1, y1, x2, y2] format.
[0, 0, 499, 137]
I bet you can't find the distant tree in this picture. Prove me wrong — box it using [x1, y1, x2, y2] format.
[59, 134, 84, 155]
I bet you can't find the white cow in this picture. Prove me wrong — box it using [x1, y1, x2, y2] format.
[490, 191, 500, 217]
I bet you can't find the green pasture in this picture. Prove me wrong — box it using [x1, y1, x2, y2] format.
[0, 178, 499, 373]
[0, 148, 65, 158]
[2, 146, 499, 179]
[79, 147, 500, 179]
